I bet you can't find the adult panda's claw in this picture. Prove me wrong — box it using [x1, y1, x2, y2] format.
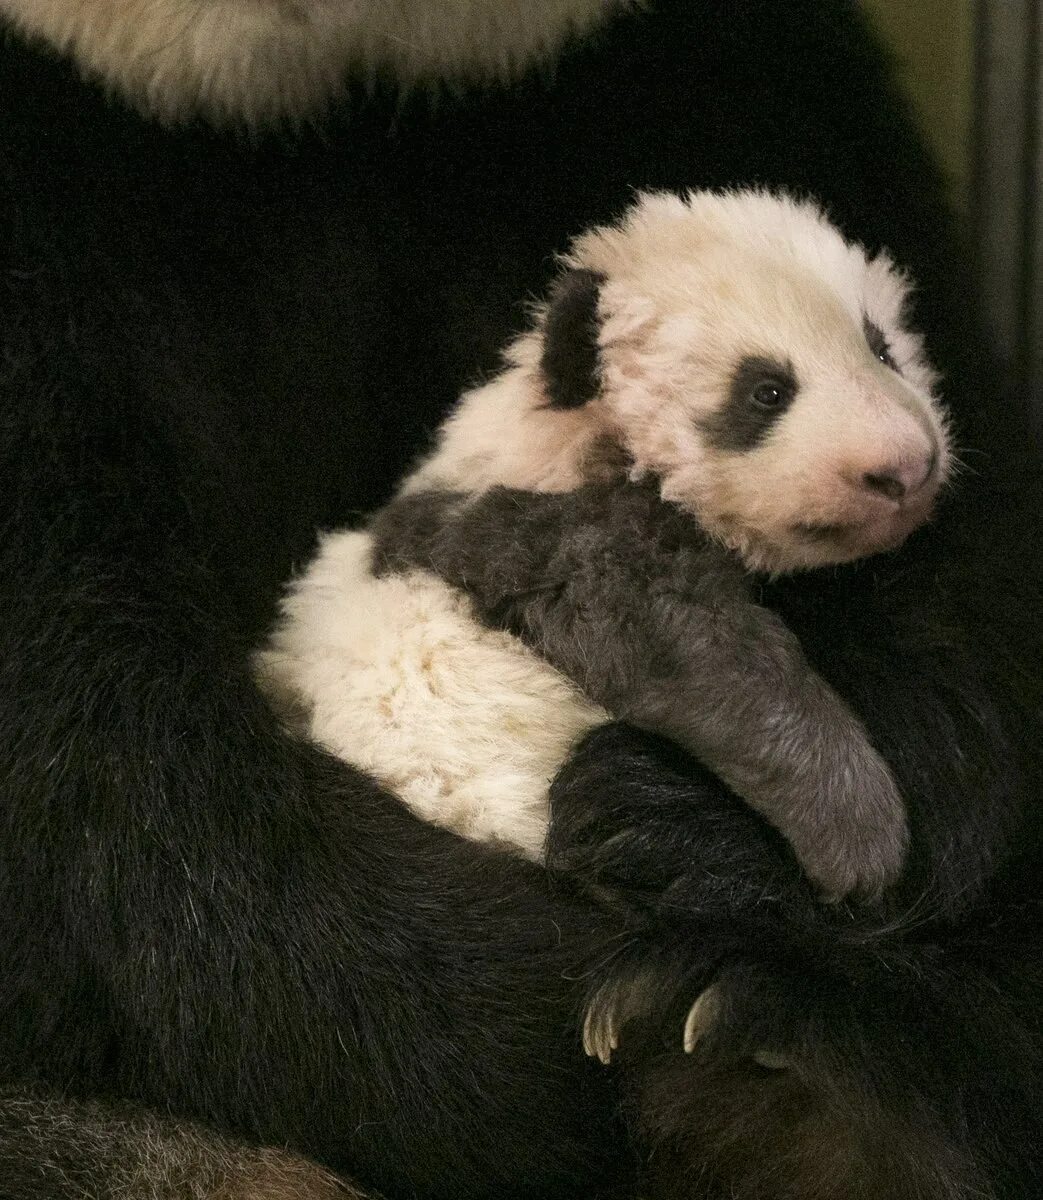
[581, 968, 661, 1065]
[682, 984, 721, 1054]
[581, 999, 614, 1065]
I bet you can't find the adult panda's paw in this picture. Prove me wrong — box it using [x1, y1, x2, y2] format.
[581, 966, 670, 1065]
[630, 953, 1013, 1200]
[546, 723, 812, 927]
[582, 974, 738, 1065]
[579, 965, 797, 1072]
[579, 949, 716, 1065]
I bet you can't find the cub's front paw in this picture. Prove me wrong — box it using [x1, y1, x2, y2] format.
[789, 750, 909, 903]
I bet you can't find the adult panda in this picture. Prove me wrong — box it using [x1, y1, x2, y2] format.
[0, 3, 1040, 1200]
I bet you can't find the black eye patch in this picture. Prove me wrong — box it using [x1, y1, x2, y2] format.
[701, 355, 798, 452]
[864, 316, 899, 372]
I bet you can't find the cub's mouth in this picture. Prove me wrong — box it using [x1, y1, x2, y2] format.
[701, 483, 942, 573]
[790, 498, 937, 560]
[791, 521, 861, 542]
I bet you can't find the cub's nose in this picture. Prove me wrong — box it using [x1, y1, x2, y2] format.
[859, 450, 937, 502]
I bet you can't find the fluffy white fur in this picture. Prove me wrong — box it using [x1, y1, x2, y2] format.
[259, 188, 949, 857]
[0, 0, 623, 123]
[408, 188, 950, 574]
[257, 530, 606, 860]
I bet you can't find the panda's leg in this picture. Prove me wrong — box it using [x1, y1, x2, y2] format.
[0, 1086, 359, 1200]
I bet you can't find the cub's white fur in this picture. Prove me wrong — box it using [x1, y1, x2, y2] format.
[1, 0, 623, 123]
[257, 530, 606, 859]
[259, 188, 950, 853]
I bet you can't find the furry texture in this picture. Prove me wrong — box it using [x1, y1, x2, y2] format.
[545, 720, 1043, 1199]
[365, 482, 909, 898]
[405, 189, 950, 575]
[0, 1087, 357, 1200]
[263, 191, 951, 898]
[0, 0, 623, 123]
[1, 2, 1040, 1197]
[257, 529, 607, 859]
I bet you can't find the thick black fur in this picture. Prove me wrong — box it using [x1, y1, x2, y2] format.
[1, 1, 1041, 1197]
[550, 732, 1043, 1198]
[372, 470, 1043, 1196]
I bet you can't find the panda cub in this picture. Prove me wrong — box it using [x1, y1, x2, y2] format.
[258, 189, 950, 906]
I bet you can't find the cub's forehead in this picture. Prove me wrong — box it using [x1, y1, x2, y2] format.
[567, 189, 909, 329]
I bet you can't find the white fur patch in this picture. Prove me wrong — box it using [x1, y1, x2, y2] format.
[403, 358, 605, 497]
[256, 529, 606, 859]
[1, 0, 624, 123]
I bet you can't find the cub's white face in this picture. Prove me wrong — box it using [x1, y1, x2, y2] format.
[408, 188, 952, 574]
[568, 190, 951, 573]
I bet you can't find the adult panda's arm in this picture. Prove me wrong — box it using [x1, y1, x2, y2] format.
[0, 252, 629, 1200]
[545, 719, 1043, 1200]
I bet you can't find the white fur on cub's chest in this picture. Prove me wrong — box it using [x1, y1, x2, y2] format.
[257, 529, 606, 859]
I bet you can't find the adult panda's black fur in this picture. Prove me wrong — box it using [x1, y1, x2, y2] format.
[539, 489, 1043, 1197]
[0, 3, 1040, 1200]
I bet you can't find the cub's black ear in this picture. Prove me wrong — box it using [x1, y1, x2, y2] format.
[540, 268, 606, 408]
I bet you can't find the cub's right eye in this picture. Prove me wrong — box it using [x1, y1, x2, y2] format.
[751, 379, 793, 409]
[701, 355, 800, 452]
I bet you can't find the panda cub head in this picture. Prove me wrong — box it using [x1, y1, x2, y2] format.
[413, 188, 951, 574]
